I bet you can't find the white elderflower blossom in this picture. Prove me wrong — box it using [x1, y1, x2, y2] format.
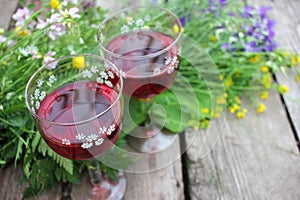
[75, 133, 85, 141]
[95, 138, 104, 146]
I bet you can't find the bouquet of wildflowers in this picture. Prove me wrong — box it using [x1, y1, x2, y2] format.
[163, 0, 299, 128]
[0, 0, 299, 198]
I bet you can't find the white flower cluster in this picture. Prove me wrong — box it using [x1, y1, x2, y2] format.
[30, 75, 57, 111]
[82, 66, 116, 88]
[96, 71, 114, 88]
[120, 15, 152, 34]
[72, 124, 116, 149]
[165, 56, 179, 74]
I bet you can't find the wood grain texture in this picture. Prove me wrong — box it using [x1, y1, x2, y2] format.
[0, 165, 62, 200]
[0, 165, 28, 200]
[249, 0, 300, 144]
[186, 1, 300, 199]
[0, 0, 18, 29]
[186, 89, 300, 200]
[71, 137, 184, 200]
[123, 138, 184, 200]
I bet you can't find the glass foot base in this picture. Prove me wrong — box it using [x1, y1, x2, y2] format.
[126, 127, 177, 153]
[89, 172, 126, 200]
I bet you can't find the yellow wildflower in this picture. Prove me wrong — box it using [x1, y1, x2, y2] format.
[256, 103, 266, 114]
[209, 35, 217, 43]
[225, 77, 234, 87]
[259, 91, 269, 100]
[296, 74, 300, 83]
[188, 120, 199, 130]
[236, 108, 247, 119]
[234, 72, 241, 77]
[291, 56, 298, 67]
[229, 107, 236, 114]
[284, 52, 290, 58]
[50, 0, 61, 10]
[212, 111, 221, 118]
[142, 26, 150, 30]
[235, 96, 241, 104]
[249, 54, 261, 63]
[126, 17, 132, 22]
[173, 24, 183, 33]
[260, 66, 269, 73]
[216, 96, 226, 104]
[278, 84, 289, 94]
[298, 57, 300, 63]
[0, 27, 4, 34]
[73, 56, 85, 69]
[200, 119, 210, 129]
[201, 108, 210, 114]
[261, 73, 272, 88]
[229, 104, 240, 114]
[15, 26, 28, 36]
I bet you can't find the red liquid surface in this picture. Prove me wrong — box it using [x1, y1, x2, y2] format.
[37, 81, 122, 160]
[106, 30, 179, 99]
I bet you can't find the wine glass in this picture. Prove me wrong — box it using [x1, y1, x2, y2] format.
[25, 54, 126, 200]
[97, 5, 182, 153]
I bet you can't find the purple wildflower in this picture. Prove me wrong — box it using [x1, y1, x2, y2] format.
[0, 35, 7, 43]
[36, 18, 48, 29]
[12, 7, 31, 26]
[43, 51, 58, 70]
[242, 5, 253, 18]
[180, 17, 186, 27]
[80, 0, 96, 9]
[148, 0, 158, 5]
[36, 12, 67, 40]
[222, 5, 277, 53]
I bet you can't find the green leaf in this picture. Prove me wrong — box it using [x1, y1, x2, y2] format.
[37, 139, 48, 156]
[37, 139, 74, 175]
[15, 139, 24, 165]
[50, 152, 73, 176]
[31, 132, 41, 152]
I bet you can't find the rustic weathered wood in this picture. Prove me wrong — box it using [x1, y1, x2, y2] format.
[185, 1, 300, 199]
[71, 136, 184, 200]
[0, 165, 28, 200]
[123, 137, 184, 200]
[0, 0, 18, 29]
[186, 91, 300, 200]
[0, 164, 62, 200]
[250, 0, 300, 146]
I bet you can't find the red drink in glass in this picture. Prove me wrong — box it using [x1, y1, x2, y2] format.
[37, 81, 122, 160]
[106, 30, 179, 99]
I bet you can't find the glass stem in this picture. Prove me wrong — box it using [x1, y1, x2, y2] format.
[141, 97, 153, 126]
[87, 159, 103, 184]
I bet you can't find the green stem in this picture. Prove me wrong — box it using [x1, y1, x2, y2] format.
[86, 159, 103, 184]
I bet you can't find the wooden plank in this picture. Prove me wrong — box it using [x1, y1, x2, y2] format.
[71, 136, 184, 200]
[186, 89, 300, 199]
[0, 164, 62, 200]
[186, 1, 300, 199]
[0, 0, 18, 29]
[249, 0, 300, 146]
[0, 165, 28, 200]
[123, 137, 184, 200]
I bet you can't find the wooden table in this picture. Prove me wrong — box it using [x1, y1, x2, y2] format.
[1, 0, 300, 199]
